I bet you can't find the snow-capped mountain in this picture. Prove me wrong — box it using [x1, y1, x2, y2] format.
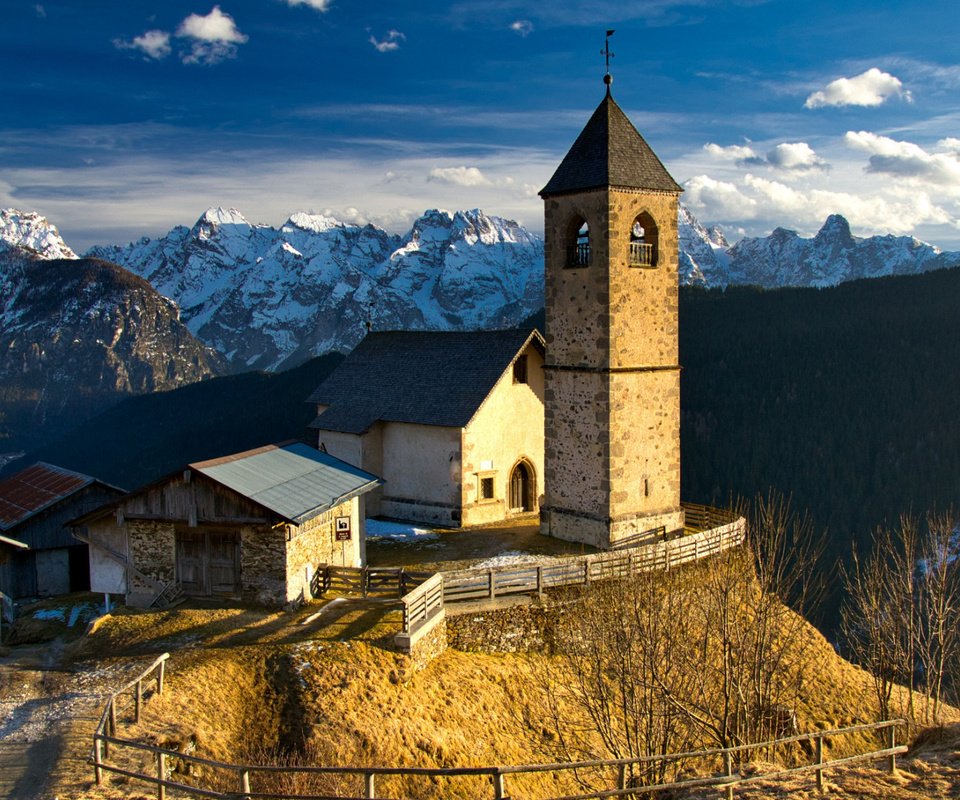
[0, 245, 224, 446]
[1, 208, 77, 260]
[89, 207, 544, 370]
[678, 205, 730, 286]
[681, 213, 960, 289]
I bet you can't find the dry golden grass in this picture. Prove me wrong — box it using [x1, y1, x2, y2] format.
[31, 589, 960, 800]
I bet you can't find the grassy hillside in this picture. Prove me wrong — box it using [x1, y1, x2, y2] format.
[1, 352, 344, 489]
[45, 580, 958, 800]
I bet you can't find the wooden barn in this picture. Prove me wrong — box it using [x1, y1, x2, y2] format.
[75, 442, 381, 608]
[0, 462, 124, 600]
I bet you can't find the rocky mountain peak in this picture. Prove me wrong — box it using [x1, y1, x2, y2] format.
[0, 209, 77, 260]
[815, 214, 856, 248]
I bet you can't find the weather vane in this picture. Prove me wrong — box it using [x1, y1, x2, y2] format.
[601, 29, 615, 91]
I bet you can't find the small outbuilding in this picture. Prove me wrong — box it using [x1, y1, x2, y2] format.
[307, 328, 545, 528]
[0, 462, 124, 599]
[75, 442, 381, 608]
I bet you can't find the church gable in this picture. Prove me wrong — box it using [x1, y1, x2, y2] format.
[308, 328, 542, 434]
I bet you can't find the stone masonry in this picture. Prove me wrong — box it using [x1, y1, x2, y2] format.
[541, 182, 684, 548]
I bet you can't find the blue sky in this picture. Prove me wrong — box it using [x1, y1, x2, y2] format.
[2, 1, 959, 250]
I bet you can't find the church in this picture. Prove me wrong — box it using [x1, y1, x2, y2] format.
[309, 72, 685, 550]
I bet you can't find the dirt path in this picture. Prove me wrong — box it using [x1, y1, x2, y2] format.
[0, 641, 172, 799]
[0, 597, 399, 799]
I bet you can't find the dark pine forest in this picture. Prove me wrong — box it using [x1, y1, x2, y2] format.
[678, 269, 960, 623]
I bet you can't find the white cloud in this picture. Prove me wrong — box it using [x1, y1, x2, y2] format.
[683, 175, 758, 219]
[705, 141, 827, 172]
[369, 29, 405, 53]
[428, 166, 493, 187]
[510, 20, 533, 36]
[804, 68, 911, 109]
[285, 0, 332, 11]
[739, 174, 952, 234]
[176, 5, 248, 65]
[845, 131, 960, 188]
[704, 143, 758, 162]
[766, 142, 828, 172]
[114, 30, 172, 60]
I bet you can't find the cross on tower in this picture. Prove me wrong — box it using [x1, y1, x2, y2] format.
[601, 29, 615, 86]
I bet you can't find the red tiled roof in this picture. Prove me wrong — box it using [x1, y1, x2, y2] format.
[0, 462, 93, 531]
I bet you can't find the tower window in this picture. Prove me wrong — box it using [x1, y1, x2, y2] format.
[513, 354, 528, 384]
[566, 217, 590, 268]
[629, 213, 658, 268]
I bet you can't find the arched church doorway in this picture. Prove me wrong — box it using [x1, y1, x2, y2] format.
[509, 461, 535, 512]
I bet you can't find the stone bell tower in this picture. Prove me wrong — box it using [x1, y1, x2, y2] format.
[539, 74, 685, 549]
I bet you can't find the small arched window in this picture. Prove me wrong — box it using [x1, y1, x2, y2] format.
[566, 216, 590, 268]
[629, 212, 658, 268]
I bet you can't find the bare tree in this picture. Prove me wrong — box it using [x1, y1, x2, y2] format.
[842, 512, 960, 724]
[540, 491, 824, 783]
[916, 511, 960, 723]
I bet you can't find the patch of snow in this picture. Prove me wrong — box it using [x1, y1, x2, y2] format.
[366, 519, 439, 542]
[472, 550, 537, 569]
[33, 609, 66, 621]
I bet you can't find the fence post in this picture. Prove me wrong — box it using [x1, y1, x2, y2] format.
[362, 566, 369, 597]
[157, 659, 165, 696]
[815, 734, 824, 792]
[240, 768, 251, 800]
[106, 698, 117, 756]
[135, 679, 143, 724]
[157, 751, 166, 800]
[583, 559, 590, 584]
[493, 770, 506, 799]
[94, 736, 103, 786]
[488, 569, 496, 599]
[536, 565, 543, 595]
[617, 763, 627, 790]
[887, 725, 898, 775]
[399, 568, 406, 597]
[364, 771, 376, 798]
[724, 749, 734, 800]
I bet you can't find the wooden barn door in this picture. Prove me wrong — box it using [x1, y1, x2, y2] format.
[176, 529, 240, 597]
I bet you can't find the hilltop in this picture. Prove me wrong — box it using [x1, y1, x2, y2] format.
[7, 571, 958, 800]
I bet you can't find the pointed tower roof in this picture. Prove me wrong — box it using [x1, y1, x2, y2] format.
[540, 91, 682, 197]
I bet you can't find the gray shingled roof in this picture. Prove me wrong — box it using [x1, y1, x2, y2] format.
[191, 442, 381, 525]
[540, 91, 682, 197]
[307, 329, 543, 434]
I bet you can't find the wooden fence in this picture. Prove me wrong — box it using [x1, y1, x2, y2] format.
[440, 515, 744, 606]
[92, 653, 169, 789]
[310, 565, 434, 599]
[312, 504, 746, 637]
[399, 572, 444, 635]
[90, 669, 909, 800]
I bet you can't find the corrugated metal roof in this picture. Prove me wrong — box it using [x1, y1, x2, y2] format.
[540, 91, 683, 197]
[0, 462, 94, 532]
[190, 442, 381, 525]
[307, 328, 543, 434]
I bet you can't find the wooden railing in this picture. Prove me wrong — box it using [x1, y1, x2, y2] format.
[311, 565, 433, 600]
[91, 670, 909, 800]
[682, 501, 739, 533]
[92, 653, 169, 789]
[399, 572, 444, 635]
[312, 505, 746, 636]
[439, 513, 744, 607]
